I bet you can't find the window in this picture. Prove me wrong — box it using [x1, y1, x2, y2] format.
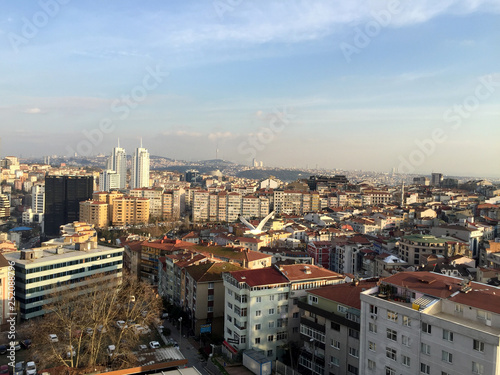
[227, 314, 232, 322]
[330, 356, 339, 367]
[369, 304, 378, 314]
[208, 295, 214, 301]
[227, 328, 232, 335]
[473, 339, 485, 352]
[442, 372, 451, 375]
[255, 324, 261, 330]
[310, 312, 316, 318]
[241, 335, 246, 344]
[309, 295, 318, 304]
[267, 350, 273, 357]
[269, 308, 275, 315]
[442, 350, 453, 363]
[386, 328, 397, 341]
[402, 355, 411, 367]
[207, 306, 213, 312]
[455, 304, 463, 313]
[368, 341, 376, 351]
[421, 343, 430, 355]
[256, 310, 261, 317]
[386, 347, 397, 361]
[369, 322, 377, 333]
[420, 363, 430, 374]
[269, 295, 275, 301]
[385, 366, 395, 375]
[347, 364, 359, 375]
[349, 347, 359, 358]
[403, 315, 411, 327]
[255, 337, 260, 344]
[477, 310, 491, 321]
[293, 312, 299, 319]
[227, 302, 233, 309]
[349, 328, 360, 339]
[331, 339, 340, 349]
[472, 362, 484, 374]
[208, 282, 214, 289]
[267, 335, 274, 342]
[442, 329, 453, 342]
[387, 310, 398, 322]
[402, 335, 410, 347]
[268, 321, 275, 328]
[338, 304, 348, 313]
[331, 322, 340, 331]
[256, 296, 261, 303]
[277, 331, 287, 340]
[422, 322, 431, 334]
[368, 359, 376, 370]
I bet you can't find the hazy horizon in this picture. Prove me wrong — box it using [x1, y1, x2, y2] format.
[1, 1, 499, 176]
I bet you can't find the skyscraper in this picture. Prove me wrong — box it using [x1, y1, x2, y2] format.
[131, 142, 150, 189]
[44, 175, 93, 236]
[99, 170, 120, 191]
[108, 141, 127, 189]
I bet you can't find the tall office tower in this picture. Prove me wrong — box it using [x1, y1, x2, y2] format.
[99, 170, 120, 191]
[44, 175, 93, 236]
[31, 184, 45, 214]
[108, 141, 127, 189]
[131, 142, 150, 189]
[431, 172, 443, 186]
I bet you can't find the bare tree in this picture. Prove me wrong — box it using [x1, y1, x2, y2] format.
[29, 272, 161, 372]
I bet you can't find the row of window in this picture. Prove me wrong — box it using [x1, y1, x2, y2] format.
[24, 261, 121, 284]
[19, 252, 122, 274]
[383, 361, 484, 375]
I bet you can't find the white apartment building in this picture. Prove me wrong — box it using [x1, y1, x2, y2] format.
[360, 271, 500, 375]
[99, 169, 120, 191]
[223, 264, 344, 361]
[31, 184, 45, 214]
[108, 144, 127, 189]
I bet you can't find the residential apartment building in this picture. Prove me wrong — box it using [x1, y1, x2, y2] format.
[31, 184, 45, 214]
[131, 145, 150, 189]
[79, 200, 108, 228]
[107, 144, 127, 189]
[111, 196, 150, 226]
[192, 191, 270, 223]
[5, 238, 123, 320]
[298, 279, 378, 375]
[360, 271, 500, 375]
[222, 264, 344, 361]
[0, 194, 9, 218]
[398, 234, 470, 266]
[0, 254, 10, 331]
[130, 187, 163, 218]
[184, 262, 244, 337]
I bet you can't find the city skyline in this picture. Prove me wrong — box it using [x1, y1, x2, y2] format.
[1, 1, 499, 176]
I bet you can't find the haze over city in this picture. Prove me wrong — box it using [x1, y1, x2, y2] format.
[1, 0, 499, 177]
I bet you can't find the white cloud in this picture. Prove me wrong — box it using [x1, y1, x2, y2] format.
[24, 107, 42, 114]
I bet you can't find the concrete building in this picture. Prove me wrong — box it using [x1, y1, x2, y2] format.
[0, 254, 11, 331]
[79, 200, 109, 228]
[99, 169, 120, 191]
[131, 144, 150, 189]
[130, 188, 164, 218]
[398, 234, 470, 266]
[0, 194, 10, 218]
[298, 279, 379, 375]
[222, 264, 344, 361]
[31, 184, 45, 214]
[108, 144, 127, 189]
[184, 262, 244, 338]
[360, 271, 500, 375]
[112, 196, 150, 226]
[5, 237, 123, 320]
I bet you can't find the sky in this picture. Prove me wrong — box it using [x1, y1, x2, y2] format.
[0, 0, 499, 176]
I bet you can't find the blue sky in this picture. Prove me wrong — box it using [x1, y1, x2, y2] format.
[0, 0, 499, 176]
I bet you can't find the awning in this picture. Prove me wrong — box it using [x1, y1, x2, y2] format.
[223, 340, 238, 354]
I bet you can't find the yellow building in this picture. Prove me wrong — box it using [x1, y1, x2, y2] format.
[112, 196, 150, 226]
[79, 200, 109, 228]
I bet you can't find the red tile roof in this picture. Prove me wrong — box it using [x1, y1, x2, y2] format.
[309, 280, 379, 310]
[229, 267, 289, 287]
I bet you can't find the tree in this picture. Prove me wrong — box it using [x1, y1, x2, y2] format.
[28, 273, 161, 372]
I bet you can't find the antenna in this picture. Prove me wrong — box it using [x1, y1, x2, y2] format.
[117, 138, 120, 148]
[140, 137, 143, 148]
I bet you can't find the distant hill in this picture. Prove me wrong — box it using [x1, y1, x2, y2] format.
[236, 169, 310, 182]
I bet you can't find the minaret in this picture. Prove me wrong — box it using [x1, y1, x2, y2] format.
[401, 182, 405, 206]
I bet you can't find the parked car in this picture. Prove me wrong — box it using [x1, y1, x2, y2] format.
[11, 341, 21, 351]
[14, 361, 24, 375]
[21, 339, 32, 349]
[0, 365, 9, 374]
[26, 361, 37, 375]
[116, 320, 127, 330]
[107, 345, 115, 357]
[0, 345, 7, 355]
[149, 341, 160, 349]
[48, 334, 58, 342]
